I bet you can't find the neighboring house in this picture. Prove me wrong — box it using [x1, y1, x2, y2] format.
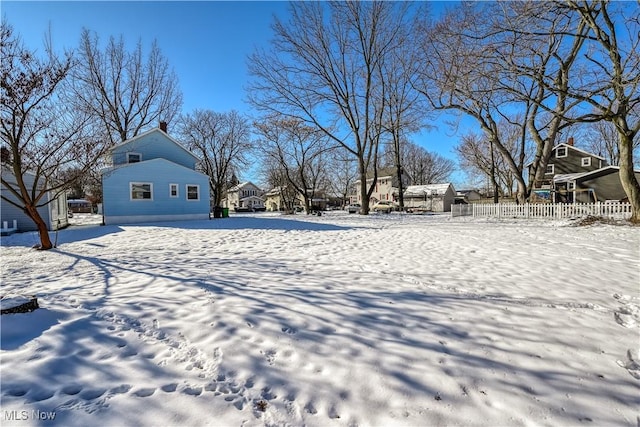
[1, 164, 69, 233]
[553, 166, 640, 203]
[226, 182, 265, 211]
[456, 189, 483, 203]
[351, 168, 409, 208]
[101, 125, 210, 225]
[528, 138, 635, 203]
[398, 183, 456, 213]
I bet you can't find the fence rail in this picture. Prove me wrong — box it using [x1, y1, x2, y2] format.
[451, 202, 632, 220]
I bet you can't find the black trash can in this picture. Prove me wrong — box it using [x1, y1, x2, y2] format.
[213, 206, 222, 218]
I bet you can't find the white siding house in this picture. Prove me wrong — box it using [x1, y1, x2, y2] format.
[1, 164, 69, 233]
[226, 182, 265, 211]
[400, 183, 456, 212]
[101, 126, 210, 225]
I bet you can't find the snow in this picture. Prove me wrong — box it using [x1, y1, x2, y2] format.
[1, 212, 638, 426]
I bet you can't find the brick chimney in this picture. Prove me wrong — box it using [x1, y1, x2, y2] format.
[159, 121, 168, 133]
[567, 137, 574, 146]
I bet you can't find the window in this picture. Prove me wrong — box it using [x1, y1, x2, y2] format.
[555, 147, 567, 158]
[581, 157, 591, 167]
[186, 184, 199, 201]
[545, 164, 555, 175]
[131, 183, 152, 200]
[169, 183, 179, 198]
[127, 152, 142, 163]
[568, 182, 575, 190]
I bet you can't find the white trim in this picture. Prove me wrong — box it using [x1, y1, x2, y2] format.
[581, 157, 591, 167]
[545, 164, 555, 175]
[169, 183, 179, 198]
[568, 181, 576, 190]
[555, 147, 568, 158]
[127, 152, 142, 163]
[186, 184, 200, 201]
[130, 182, 153, 200]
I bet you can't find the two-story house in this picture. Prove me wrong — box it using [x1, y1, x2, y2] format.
[529, 138, 639, 203]
[101, 124, 210, 225]
[226, 182, 265, 212]
[350, 168, 408, 208]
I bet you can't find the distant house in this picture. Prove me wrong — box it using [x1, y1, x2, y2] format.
[226, 182, 265, 212]
[1, 164, 69, 233]
[528, 139, 635, 203]
[398, 183, 456, 213]
[456, 189, 483, 203]
[351, 168, 409, 208]
[101, 124, 210, 225]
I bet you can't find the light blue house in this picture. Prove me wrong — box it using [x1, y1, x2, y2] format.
[102, 125, 210, 225]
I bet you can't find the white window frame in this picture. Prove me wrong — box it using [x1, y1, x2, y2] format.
[130, 182, 153, 201]
[555, 147, 567, 158]
[186, 184, 200, 201]
[581, 157, 591, 167]
[127, 152, 142, 163]
[545, 164, 555, 175]
[568, 181, 576, 190]
[169, 183, 179, 198]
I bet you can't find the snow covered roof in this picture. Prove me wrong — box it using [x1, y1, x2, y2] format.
[403, 183, 453, 197]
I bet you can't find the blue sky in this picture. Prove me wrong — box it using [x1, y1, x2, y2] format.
[3, 1, 469, 185]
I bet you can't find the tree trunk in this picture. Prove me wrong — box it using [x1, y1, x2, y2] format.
[25, 205, 53, 249]
[618, 132, 640, 223]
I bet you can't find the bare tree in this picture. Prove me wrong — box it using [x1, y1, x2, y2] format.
[561, 1, 640, 221]
[248, 1, 418, 214]
[70, 29, 183, 144]
[455, 130, 529, 199]
[416, 2, 589, 203]
[382, 141, 455, 186]
[178, 110, 252, 208]
[254, 116, 334, 214]
[1, 23, 108, 249]
[580, 116, 640, 167]
[377, 8, 427, 211]
[324, 149, 358, 208]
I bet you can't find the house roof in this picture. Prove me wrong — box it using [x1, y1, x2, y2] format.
[553, 166, 640, 183]
[109, 128, 199, 162]
[403, 183, 453, 197]
[228, 181, 262, 193]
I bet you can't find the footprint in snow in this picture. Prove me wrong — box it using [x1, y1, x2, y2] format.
[617, 349, 640, 380]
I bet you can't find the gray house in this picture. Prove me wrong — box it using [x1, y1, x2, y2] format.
[554, 166, 640, 203]
[1, 164, 69, 233]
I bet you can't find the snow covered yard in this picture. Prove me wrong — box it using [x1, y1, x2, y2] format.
[1, 212, 638, 427]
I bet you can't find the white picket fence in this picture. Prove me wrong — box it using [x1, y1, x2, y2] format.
[451, 202, 632, 220]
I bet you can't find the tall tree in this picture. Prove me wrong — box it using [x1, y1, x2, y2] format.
[416, 2, 588, 203]
[70, 29, 183, 144]
[561, 1, 640, 221]
[248, 1, 418, 214]
[254, 116, 334, 214]
[178, 110, 252, 208]
[1, 23, 108, 249]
